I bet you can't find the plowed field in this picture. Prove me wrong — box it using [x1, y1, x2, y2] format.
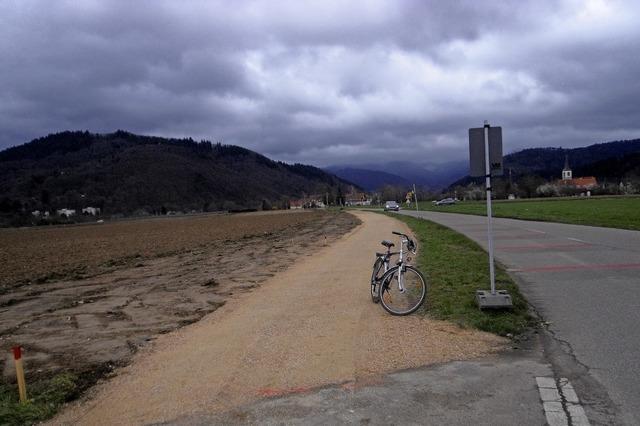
[0, 211, 344, 290]
[0, 210, 359, 387]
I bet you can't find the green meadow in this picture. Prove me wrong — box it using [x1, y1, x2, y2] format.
[386, 213, 532, 336]
[418, 196, 640, 230]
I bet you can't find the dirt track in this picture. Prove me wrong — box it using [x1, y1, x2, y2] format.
[52, 211, 504, 425]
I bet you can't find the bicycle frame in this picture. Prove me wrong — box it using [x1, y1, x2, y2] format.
[396, 237, 407, 292]
[375, 234, 412, 291]
[392, 232, 417, 292]
[376, 248, 397, 278]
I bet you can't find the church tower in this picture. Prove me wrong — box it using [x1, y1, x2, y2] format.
[562, 154, 572, 181]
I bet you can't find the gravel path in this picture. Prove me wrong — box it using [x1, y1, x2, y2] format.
[52, 211, 504, 425]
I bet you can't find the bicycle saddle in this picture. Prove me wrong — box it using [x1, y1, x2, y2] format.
[380, 240, 394, 248]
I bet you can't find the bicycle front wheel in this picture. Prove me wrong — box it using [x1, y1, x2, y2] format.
[379, 265, 427, 315]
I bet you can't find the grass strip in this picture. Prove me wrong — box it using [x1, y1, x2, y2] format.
[0, 373, 79, 425]
[388, 213, 532, 336]
[417, 196, 640, 230]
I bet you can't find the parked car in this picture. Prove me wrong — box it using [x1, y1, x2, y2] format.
[433, 197, 456, 206]
[384, 201, 400, 211]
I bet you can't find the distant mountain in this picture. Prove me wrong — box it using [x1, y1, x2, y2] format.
[326, 160, 467, 191]
[0, 130, 354, 225]
[324, 167, 410, 191]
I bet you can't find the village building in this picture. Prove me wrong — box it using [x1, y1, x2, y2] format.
[82, 206, 101, 215]
[562, 156, 572, 180]
[289, 195, 326, 209]
[57, 208, 76, 217]
[289, 199, 305, 209]
[559, 155, 598, 189]
[345, 191, 372, 206]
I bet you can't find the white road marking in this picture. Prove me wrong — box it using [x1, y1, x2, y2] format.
[542, 401, 568, 426]
[558, 378, 579, 403]
[525, 228, 547, 234]
[536, 377, 590, 426]
[567, 237, 588, 244]
[568, 404, 591, 426]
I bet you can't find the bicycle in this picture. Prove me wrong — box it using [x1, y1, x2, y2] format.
[371, 231, 427, 315]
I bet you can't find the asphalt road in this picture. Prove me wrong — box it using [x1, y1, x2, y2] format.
[170, 349, 554, 425]
[400, 209, 640, 425]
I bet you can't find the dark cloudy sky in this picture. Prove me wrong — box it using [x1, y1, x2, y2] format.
[1, 0, 639, 167]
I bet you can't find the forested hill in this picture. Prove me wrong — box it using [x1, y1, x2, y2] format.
[502, 139, 640, 178]
[449, 138, 640, 189]
[0, 130, 353, 224]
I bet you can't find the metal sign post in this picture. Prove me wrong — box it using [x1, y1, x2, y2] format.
[469, 121, 512, 309]
[413, 184, 419, 212]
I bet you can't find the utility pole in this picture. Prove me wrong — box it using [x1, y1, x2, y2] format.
[413, 183, 419, 212]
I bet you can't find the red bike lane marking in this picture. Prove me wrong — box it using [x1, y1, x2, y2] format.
[510, 263, 640, 273]
[496, 243, 592, 251]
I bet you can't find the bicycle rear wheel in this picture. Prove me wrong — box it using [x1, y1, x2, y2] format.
[379, 265, 427, 315]
[371, 257, 384, 303]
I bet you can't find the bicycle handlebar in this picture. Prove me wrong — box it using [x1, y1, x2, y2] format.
[392, 231, 417, 254]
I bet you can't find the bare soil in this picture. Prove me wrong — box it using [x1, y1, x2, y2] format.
[0, 210, 359, 385]
[52, 211, 505, 425]
[0, 210, 339, 290]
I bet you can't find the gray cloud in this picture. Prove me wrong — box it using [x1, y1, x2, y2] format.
[1, 0, 639, 167]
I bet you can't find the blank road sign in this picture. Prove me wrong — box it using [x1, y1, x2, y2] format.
[469, 126, 503, 177]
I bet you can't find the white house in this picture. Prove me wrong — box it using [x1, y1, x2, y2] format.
[82, 207, 101, 215]
[57, 208, 76, 217]
[345, 192, 372, 206]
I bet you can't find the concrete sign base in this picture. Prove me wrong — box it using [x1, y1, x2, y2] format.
[476, 289, 513, 309]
